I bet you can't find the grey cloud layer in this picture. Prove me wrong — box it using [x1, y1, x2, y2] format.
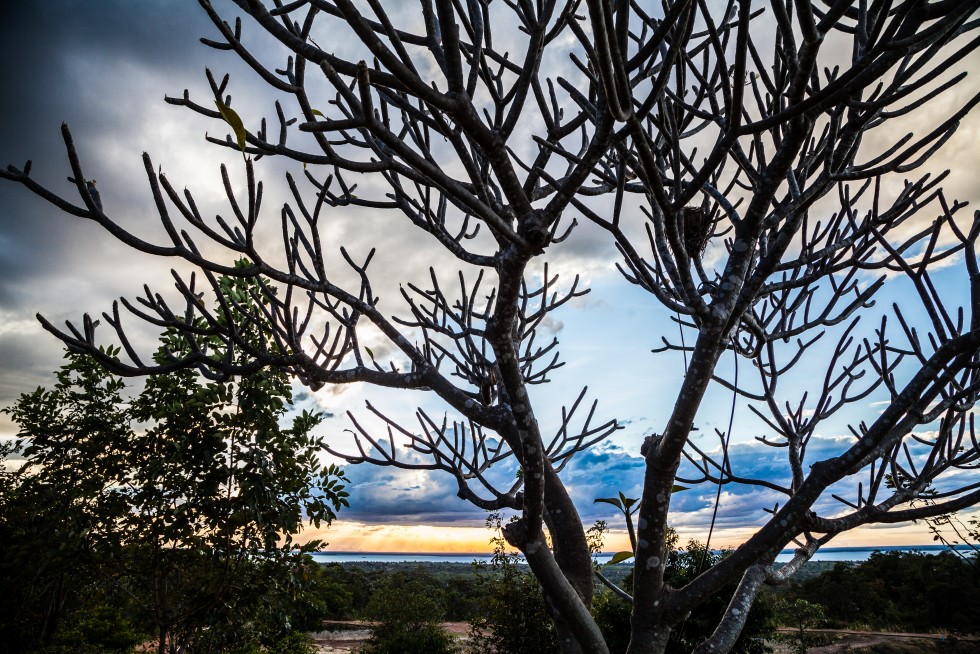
[335, 432, 960, 537]
[0, 3, 218, 409]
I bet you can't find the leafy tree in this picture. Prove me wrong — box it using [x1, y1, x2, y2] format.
[0, 353, 134, 652]
[364, 571, 448, 626]
[2, 271, 349, 654]
[592, 534, 775, 654]
[3, 2, 980, 652]
[317, 563, 378, 619]
[772, 599, 824, 654]
[660, 543, 774, 654]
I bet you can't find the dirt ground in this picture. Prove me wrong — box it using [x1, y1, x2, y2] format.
[313, 623, 979, 654]
[313, 621, 470, 653]
[770, 628, 980, 653]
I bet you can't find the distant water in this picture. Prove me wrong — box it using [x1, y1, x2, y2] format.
[774, 544, 974, 562]
[310, 544, 973, 566]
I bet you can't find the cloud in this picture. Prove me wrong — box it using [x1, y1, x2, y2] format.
[333, 447, 492, 527]
[309, 407, 972, 546]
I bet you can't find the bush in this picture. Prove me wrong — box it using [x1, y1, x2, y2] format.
[361, 623, 459, 654]
[591, 540, 776, 654]
[223, 630, 318, 654]
[265, 631, 319, 654]
[364, 572, 447, 625]
[771, 598, 825, 654]
[360, 573, 458, 654]
[468, 515, 558, 654]
[592, 590, 633, 654]
[30, 605, 146, 654]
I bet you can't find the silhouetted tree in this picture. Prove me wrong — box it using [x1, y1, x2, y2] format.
[2, 271, 349, 654]
[3, 1, 980, 652]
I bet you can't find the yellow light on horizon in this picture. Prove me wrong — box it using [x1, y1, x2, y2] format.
[299, 519, 943, 554]
[301, 521, 506, 553]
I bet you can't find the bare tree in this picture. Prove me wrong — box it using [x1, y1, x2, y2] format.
[3, 1, 980, 652]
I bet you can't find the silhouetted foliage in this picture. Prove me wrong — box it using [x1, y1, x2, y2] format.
[469, 515, 560, 654]
[593, 541, 775, 654]
[769, 598, 824, 654]
[361, 573, 459, 654]
[0, 271, 349, 654]
[785, 551, 980, 633]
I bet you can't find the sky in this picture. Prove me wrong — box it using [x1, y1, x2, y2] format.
[1, 2, 979, 554]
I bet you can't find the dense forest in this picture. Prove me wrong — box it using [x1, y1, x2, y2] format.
[777, 550, 980, 633]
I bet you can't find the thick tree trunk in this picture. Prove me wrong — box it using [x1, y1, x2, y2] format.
[626, 622, 672, 654]
[544, 464, 596, 654]
[502, 461, 607, 653]
[553, 617, 587, 654]
[543, 465, 594, 607]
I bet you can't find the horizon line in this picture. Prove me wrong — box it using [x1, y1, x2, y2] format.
[310, 543, 968, 556]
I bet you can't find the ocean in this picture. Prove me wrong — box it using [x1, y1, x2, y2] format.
[309, 544, 974, 566]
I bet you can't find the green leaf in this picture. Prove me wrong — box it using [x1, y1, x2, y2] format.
[365, 346, 374, 359]
[606, 550, 635, 566]
[619, 491, 638, 510]
[214, 100, 247, 152]
[671, 484, 689, 493]
[311, 109, 325, 117]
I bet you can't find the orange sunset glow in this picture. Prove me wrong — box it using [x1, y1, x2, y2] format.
[299, 519, 947, 554]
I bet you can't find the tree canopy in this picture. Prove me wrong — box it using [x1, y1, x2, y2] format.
[1, 271, 348, 654]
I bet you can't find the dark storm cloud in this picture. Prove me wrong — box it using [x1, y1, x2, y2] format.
[0, 327, 61, 390]
[0, 1, 213, 295]
[0, 3, 236, 411]
[339, 452, 493, 526]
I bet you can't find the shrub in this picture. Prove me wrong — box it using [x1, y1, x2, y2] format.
[265, 631, 319, 654]
[592, 590, 633, 654]
[468, 514, 558, 654]
[30, 605, 146, 654]
[591, 540, 776, 654]
[361, 623, 459, 654]
[360, 573, 458, 654]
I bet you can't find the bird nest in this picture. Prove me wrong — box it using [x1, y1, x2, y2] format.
[682, 206, 713, 258]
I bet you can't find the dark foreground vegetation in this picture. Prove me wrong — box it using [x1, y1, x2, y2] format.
[775, 550, 980, 634]
[0, 274, 349, 654]
[3, 491, 979, 654]
[311, 548, 980, 654]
